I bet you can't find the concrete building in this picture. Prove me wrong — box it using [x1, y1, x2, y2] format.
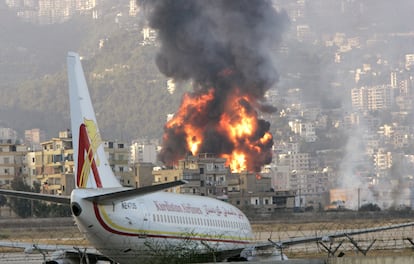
[227, 172, 295, 214]
[36, 130, 74, 195]
[33, 131, 131, 195]
[152, 153, 296, 214]
[178, 153, 229, 199]
[104, 140, 132, 186]
[372, 148, 392, 172]
[130, 140, 157, 164]
[351, 85, 394, 111]
[0, 140, 28, 188]
[24, 128, 46, 151]
[129, 162, 154, 188]
[288, 119, 317, 142]
[152, 166, 182, 194]
[0, 128, 18, 142]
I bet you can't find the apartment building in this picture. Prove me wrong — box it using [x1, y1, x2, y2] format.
[152, 167, 182, 194]
[129, 162, 154, 188]
[351, 85, 394, 111]
[24, 128, 46, 151]
[33, 131, 131, 195]
[0, 140, 28, 188]
[152, 153, 295, 213]
[178, 153, 229, 198]
[0, 128, 18, 142]
[130, 140, 157, 164]
[36, 130, 74, 195]
[104, 140, 132, 185]
[227, 171, 295, 214]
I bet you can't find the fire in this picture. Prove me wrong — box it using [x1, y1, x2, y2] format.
[162, 87, 273, 173]
[165, 89, 214, 155]
[142, 0, 285, 175]
[222, 151, 247, 173]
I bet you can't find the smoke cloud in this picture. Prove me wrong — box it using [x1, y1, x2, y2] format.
[139, 0, 289, 171]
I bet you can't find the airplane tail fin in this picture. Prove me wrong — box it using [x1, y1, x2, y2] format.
[67, 52, 121, 189]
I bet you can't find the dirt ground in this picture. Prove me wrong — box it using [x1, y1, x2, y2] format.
[1, 215, 413, 258]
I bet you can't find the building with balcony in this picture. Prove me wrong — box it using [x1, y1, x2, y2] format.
[351, 85, 394, 111]
[36, 130, 74, 195]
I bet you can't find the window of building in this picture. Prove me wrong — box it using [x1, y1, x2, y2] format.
[118, 143, 124, 149]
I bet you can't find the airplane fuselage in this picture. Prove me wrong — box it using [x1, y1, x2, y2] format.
[71, 189, 254, 263]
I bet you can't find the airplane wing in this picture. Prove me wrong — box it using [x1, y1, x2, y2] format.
[0, 240, 76, 253]
[0, 189, 70, 204]
[0, 180, 187, 204]
[255, 221, 414, 249]
[0, 240, 115, 263]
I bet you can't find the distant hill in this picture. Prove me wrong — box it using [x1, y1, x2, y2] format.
[0, 7, 187, 141]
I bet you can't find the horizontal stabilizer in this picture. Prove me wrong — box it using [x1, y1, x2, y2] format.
[0, 189, 70, 204]
[84, 180, 188, 203]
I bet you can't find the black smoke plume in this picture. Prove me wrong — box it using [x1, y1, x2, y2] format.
[139, 0, 289, 171]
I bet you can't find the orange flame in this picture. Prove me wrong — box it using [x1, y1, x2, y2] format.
[162, 84, 273, 173]
[166, 88, 272, 172]
[166, 89, 214, 155]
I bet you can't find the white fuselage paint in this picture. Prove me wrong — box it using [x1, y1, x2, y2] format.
[72, 189, 254, 264]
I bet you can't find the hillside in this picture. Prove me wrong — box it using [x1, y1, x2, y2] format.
[0, 7, 188, 141]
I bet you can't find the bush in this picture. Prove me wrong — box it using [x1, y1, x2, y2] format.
[358, 203, 381, 212]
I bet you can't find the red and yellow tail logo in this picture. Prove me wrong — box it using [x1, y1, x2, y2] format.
[77, 118, 103, 188]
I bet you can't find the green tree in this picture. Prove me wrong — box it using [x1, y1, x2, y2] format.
[9, 176, 71, 218]
[0, 195, 6, 216]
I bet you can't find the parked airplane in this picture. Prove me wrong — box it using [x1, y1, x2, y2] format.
[1, 52, 414, 263]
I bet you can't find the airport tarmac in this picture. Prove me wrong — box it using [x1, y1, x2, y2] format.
[1, 216, 413, 263]
[0, 252, 44, 263]
[2, 252, 414, 264]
